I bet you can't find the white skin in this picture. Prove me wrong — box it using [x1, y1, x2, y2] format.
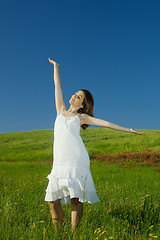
[47, 58, 146, 233]
[48, 58, 146, 135]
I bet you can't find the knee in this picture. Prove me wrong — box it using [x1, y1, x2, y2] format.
[48, 199, 60, 207]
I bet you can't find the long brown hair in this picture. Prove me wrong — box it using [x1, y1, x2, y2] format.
[77, 89, 94, 130]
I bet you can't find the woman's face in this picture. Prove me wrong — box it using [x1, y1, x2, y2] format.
[69, 90, 85, 109]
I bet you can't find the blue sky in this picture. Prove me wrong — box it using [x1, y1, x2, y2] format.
[1, 0, 160, 133]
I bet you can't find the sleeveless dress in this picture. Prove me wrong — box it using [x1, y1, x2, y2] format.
[44, 111, 100, 205]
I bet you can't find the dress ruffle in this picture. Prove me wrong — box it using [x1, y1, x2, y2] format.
[45, 165, 100, 204]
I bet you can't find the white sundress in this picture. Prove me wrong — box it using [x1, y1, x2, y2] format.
[44, 111, 100, 205]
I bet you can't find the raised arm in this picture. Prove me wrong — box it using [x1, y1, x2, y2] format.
[48, 58, 66, 116]
[82, 114, 146, 135]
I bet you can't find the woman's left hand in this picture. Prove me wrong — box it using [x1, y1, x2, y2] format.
[129, 128, 146, 135]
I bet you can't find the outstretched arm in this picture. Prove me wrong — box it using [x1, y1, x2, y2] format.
[48, 58, 66, 116]
[82, 114, 146, 135]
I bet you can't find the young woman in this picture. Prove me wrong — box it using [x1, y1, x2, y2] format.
[45, 58, 145, 233]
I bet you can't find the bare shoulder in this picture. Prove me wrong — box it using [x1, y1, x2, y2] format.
[78, 113, 92, 125]
[56, 104, 67, 117]
[79, 114, 106, 127]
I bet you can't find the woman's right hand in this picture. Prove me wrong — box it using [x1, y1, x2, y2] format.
[48, 58, 59, 67]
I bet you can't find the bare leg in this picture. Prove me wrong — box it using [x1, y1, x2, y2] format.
[71, 198, 83, 234]
[48, 199, 63, 231]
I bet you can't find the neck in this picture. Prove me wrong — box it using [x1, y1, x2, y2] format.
[67, 106, 79, 114]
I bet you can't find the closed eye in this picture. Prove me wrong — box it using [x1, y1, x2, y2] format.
[75, 93, 81, 99]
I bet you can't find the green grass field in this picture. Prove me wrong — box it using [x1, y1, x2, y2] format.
[0, 128, 160, 162]
[0, 128, 160, 239]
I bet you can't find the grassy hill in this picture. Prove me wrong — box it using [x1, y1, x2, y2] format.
[0, 128, 160, 239]
[0, 128, 160, 162]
